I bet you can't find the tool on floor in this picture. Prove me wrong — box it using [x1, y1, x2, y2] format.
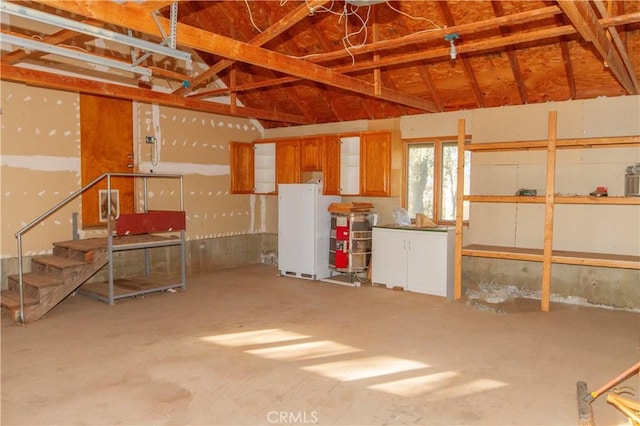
[607, 392, 640, 424]
[577, 360, 640, 426]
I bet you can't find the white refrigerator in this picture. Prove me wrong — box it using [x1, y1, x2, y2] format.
[278, 183, 340, 280]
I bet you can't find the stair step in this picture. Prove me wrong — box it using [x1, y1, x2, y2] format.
[8, 273, 63, 289]
[32, 255, 86, 269]
[1, 289, 39, 309]
[53, 238, 107, 252]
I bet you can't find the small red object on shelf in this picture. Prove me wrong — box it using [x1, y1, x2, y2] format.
[589, 186, 608, 197]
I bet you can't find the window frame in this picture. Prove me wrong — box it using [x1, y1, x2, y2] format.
[402, 135, 471, 226]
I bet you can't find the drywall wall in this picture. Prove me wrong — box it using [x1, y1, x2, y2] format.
[267, 96, 639, 309]
[400, 96, 640, 140]
[400, 96, 640, 255]
[399, 96, 639, 310]
[133, 102, 270, 238]
[1, 82, 82, 258]
[0, 80, 269, 286]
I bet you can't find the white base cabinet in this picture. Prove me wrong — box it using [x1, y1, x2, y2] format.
[371, 227, 455, 298]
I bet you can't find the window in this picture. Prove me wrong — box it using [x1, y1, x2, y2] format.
[405, 138, 470, 224]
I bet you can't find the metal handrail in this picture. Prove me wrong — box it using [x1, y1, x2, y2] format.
[14, 172, 184, 323]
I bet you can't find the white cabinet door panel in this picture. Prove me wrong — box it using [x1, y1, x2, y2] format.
[372, 227, 454, 298]
[371, 228, 407, 288]
[407, 232, 448, 297]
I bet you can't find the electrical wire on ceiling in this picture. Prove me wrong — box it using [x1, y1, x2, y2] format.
[244, 0, 263, 33]
[281, 1, 444, 65]
[340, 2, 373, 64]
[304, 0, 337, 16]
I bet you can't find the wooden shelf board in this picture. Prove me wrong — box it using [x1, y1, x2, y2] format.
[465, 195, 545, 203]
[462, 244, 640, 269]
[551, 251, 640, 269]
[464, 195, 640, 205]
[79, 274, 183, 298]
[554, 196, 640, 205]
[465, 135, 639, 151]
[462, 244, 544, 262]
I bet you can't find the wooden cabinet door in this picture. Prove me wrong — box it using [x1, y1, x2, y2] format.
[230, 141, 254, 194]
[276, 139, 300, 185]
[300, 136, 323, 171]
[322, 134, 341, 195]
[360, 131, 391, 196]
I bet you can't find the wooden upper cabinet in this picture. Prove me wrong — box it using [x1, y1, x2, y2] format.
[276, 139, 300, 185]
[300, 136, 323, 171]
[360, 131, 391, 197]
[322, 134, 341, 195]
[230, 141, 255, 194]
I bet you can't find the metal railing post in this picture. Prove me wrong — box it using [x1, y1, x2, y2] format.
[72, 212, 80, 240]
[16, 235, 24, 324]
[12, 172, 184, 317]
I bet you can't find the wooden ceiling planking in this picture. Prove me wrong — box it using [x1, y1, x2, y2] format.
[519, 51, 573, 104]
[437, 1, 484, 108]
[279, 12, 353, 125]
[3, 1, 639, 127]
[508, 43, 566, 103]
[490, 1, 527, 104]
[568, 42, 628, 99]
[464, 53, 521, 107]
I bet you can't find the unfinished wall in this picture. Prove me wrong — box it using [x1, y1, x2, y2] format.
[401, 96, 640, 310]
[1, 82, 82, 257]
[264, 96, 639, 310]
[0, 81, 271, 288]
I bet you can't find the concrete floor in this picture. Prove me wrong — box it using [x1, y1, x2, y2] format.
[2, 263, 638, 425]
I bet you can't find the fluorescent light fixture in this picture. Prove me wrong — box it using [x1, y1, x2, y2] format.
[0, 2, 191, 63]
[2, 33, 153, 76]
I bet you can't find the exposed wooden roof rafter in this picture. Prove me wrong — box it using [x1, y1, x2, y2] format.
[188, 10, 640, 101]
[301, 5, 564, 64]
[173, 0, 331, 96]
[557, 0, 637, 94]
[553, 12, 577, 100]
[31, 0, 438, 112]
[2, 1, 639, 127]
[416, 66, 444, 112]
[0, 64, 311, 124]
[491, 1, 527, 104]
[437, 1, 484, 108]
[592, 0, 640, 92]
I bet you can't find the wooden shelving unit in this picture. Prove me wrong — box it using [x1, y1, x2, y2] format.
[465, 195, 640, 205]
[453, 112, 640, 312]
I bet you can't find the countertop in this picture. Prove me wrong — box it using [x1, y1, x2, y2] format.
[373, 224, 453, 232]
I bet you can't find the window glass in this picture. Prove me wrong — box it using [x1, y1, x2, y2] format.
[407, 143, 434, 218]
[440, 143, 471, 222]
[405, 139, 470, 223]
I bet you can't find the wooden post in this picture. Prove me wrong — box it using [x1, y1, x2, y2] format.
[541, 111, 557, 312]
[372, 9, 382, 96]
[230, 67, 237, 114]
[454, 118, 466, 300]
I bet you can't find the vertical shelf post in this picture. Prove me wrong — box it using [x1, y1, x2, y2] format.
[541, 111, 558, 311]
[454, 118, 466, 300]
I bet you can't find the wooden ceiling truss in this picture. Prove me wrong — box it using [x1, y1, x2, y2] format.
[1, 1, 639, 127]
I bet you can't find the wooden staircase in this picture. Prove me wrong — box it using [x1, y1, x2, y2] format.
[1, 238, 108, 322]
